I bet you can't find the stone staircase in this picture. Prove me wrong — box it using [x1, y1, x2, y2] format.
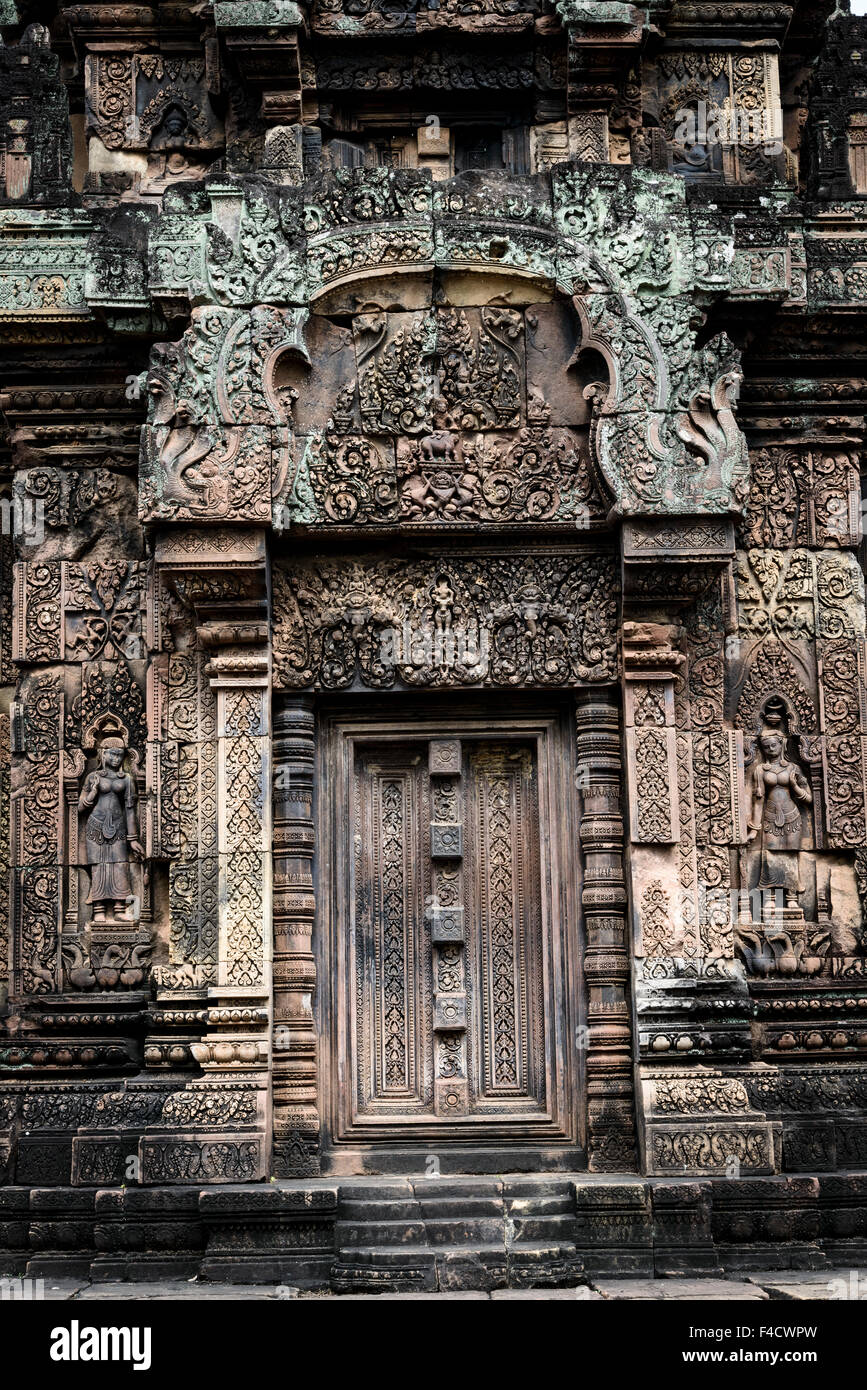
[330, 1177, 583, 1293]
[9, 1172, 867, 1284]
[330, 1181, 435, 1292]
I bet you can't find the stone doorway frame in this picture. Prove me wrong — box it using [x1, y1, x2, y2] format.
[272, 684, 635, 1177]
[316, 699, 584, 1174]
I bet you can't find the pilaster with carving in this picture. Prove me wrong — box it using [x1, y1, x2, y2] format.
[621, 520, 773, 1177]
[138, 530, 272, 1184]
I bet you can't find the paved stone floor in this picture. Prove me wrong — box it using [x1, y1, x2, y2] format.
[16, 1270, 866, 1300]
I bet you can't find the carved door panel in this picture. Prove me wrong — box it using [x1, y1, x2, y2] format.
[322, 711, 582, 1161]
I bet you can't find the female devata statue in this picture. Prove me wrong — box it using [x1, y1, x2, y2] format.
[78, 738, 144, 924]
[747, 725, 813, 909]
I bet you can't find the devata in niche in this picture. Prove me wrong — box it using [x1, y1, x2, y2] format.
[78, 738, 143, 925]
[748, 724, 813, 909]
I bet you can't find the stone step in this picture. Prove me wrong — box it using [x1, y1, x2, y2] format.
[411, 1179, 504, 1200]
[423, 1216, 505, 1247]
[334, 1244, 435, 1260]
[233, 1180, 589, 1292]
[336, 1219, 428, 1247]
[509, 1214, 577, 1244]
[338, 1198, 423, 1222]
[415, 1195, 504, 1219]
[505, 1194, 575, 1218]
[502, 1178, 576, 1200]
[335, 1181, 414, 1204]
[433, 1248, 509, 1291]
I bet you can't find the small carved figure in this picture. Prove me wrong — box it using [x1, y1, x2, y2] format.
[401, 399, 486, 517]
[184, 456, 231, 514]
[78, 738, 143, 924]
[419, 397, 464, 465]
[61, 940, 96, 991]
[141, 104, 212, 192]
[402, 465, 481, 518]
[432, 575, 456, 638]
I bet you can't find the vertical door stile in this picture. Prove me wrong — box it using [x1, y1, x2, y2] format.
[348, 738, 363, 1118]
[429, 738, 468, 1117]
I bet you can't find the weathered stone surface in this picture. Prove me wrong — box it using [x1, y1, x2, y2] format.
[746, 1269, 867, 1300]
[592, 1278, 768, 1300]
[0, 0, 866, 1291]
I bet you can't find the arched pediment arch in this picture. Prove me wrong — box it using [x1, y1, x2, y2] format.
[143, 162, 752, 526]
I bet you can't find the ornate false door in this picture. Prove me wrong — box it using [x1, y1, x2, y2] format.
[319, 708, 583, 1168]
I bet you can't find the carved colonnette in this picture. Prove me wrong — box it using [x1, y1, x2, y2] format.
[576, 694, 637, 1171]
[271, 695, 318, 1176]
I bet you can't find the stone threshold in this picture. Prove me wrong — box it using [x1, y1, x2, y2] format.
[18, 1269, 867, 1300]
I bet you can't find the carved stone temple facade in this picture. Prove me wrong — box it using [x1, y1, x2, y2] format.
[1, 0, 867, 1288]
